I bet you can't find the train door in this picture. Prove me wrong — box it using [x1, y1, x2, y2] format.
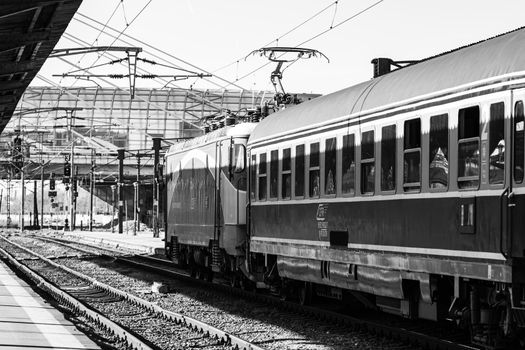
[511, 89, 525, 257]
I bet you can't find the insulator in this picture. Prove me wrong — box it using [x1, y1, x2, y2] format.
[262, 104, 269, 117]
[225, 116, 236, 126]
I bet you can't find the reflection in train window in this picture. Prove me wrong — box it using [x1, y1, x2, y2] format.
[361, 130, 375, 194]
[269, 150, 278, 198]
[381, 125, 396, 191]
[404, 118, 421, 192]
[342, 134, 355, 195]
[458, 106, 480, 189]
[250, 154, 256, 199]
[258, 153, 267, 200]
[295, 145, 305, 197]
[514, 101, 524, 183]
[489, 102, 505, 185]
[325, 138, 337, 195]
[429, 114, 449, 189]
[282, 148, 291, 199]
[309, 142, 320, 197]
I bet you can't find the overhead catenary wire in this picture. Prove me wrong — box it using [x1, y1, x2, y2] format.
[75, 0, 154, 84]
[74, 12, 247, 91]
[62, 1, 121, 80]
[207, 1, 340, 76]
[220, 0, 385, 89]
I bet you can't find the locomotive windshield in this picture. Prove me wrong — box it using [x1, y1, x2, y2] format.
[233, 144, 246, 172]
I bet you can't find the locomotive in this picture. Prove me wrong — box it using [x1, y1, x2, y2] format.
[165, 28, 525, 347]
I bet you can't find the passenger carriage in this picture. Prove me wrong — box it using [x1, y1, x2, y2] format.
[247, 28, 525, 344]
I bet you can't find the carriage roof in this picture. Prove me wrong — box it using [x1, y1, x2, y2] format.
[249, 27, 525, 145]
[166, 122, 257, 155]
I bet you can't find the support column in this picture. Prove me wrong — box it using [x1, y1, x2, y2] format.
[68, 111, 75, 232]
[118, 149, 125, 234]
[20, 170, 25, 233]
[136, 156, 140, 232]
[33, 180, 38, 228]
[89, 149, 95, 231]
[152, 138, 161, 238]
[40, 163, 44, 229]
[111, 184, 116, 234]
[133, 181, 138, 236]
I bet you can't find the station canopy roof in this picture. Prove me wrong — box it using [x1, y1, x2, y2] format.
[0, 0, 82, 134]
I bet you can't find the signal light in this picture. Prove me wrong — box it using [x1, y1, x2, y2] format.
[64, 162, 71, 177]
[50, 178, 55, 190]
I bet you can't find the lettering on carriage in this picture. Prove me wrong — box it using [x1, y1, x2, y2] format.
[316, 204, 328, 239]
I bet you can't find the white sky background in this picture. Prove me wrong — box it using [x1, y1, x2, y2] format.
[36, 0, 525, 96]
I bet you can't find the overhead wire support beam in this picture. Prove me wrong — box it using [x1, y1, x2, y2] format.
[50, 45, 211, 100]
[54, 74, 213, 80]
[49, 46, 142, 58]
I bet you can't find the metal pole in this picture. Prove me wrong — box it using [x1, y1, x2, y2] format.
[40, 163, 44, 229]
[152, 138, 161, 238]
[89, 149, 95, 231]
[68, 110, 75, 231]
[136, 156, 140, 232]
[33, 180, 38, 228]
[125, 199, 129, 235]
[111, 185, 116, 234]
[20, 170, 24, 232]
[118, 149, 125, 234]
[133, 181, 137, 236]
[7, 173, 11, 228]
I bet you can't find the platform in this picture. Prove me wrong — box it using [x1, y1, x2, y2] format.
[0, 259, 100, 350]
[52, 228, 165, 255]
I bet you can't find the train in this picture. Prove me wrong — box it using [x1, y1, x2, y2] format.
[164, 28, 525, 348]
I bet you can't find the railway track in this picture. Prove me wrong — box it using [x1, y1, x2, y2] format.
[0, 234, 264, 350]
[33, 232, 481, 350]
[113, 253, 478, 350]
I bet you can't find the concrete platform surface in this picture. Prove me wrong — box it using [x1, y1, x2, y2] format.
[54, 229, 165, 255]
[0, 260, 100, 350]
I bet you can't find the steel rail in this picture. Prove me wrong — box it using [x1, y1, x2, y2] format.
[38, 234, 480, 350]
[1, 236, 266, 350]
[0, 245, 155, 350]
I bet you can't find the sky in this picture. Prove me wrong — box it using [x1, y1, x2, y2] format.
[35, 0, 525, 96]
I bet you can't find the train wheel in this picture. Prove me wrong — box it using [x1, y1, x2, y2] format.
[298, 282, 312, 306]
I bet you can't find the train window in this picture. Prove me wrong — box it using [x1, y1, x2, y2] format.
[457, 106, 480, 189]
[258, 153, 267, 200]
[250, 154, 256, 200]
[404, 118, 421, 192]
[361, 130, 375, 194]
[342, 134, 355, 195]
[295, 145, 305, 197]
[515, 101, 524, 183]
[489, 102, 505, 185]
[282, 148, 291, 199]
[270, 150, 278, 198]
[325, 138, 337, 195]
[309, 142, 320, 197]
[429, 114, 449, 189]
[381, 125, 396, 191]
[233, 144, 246, 172]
